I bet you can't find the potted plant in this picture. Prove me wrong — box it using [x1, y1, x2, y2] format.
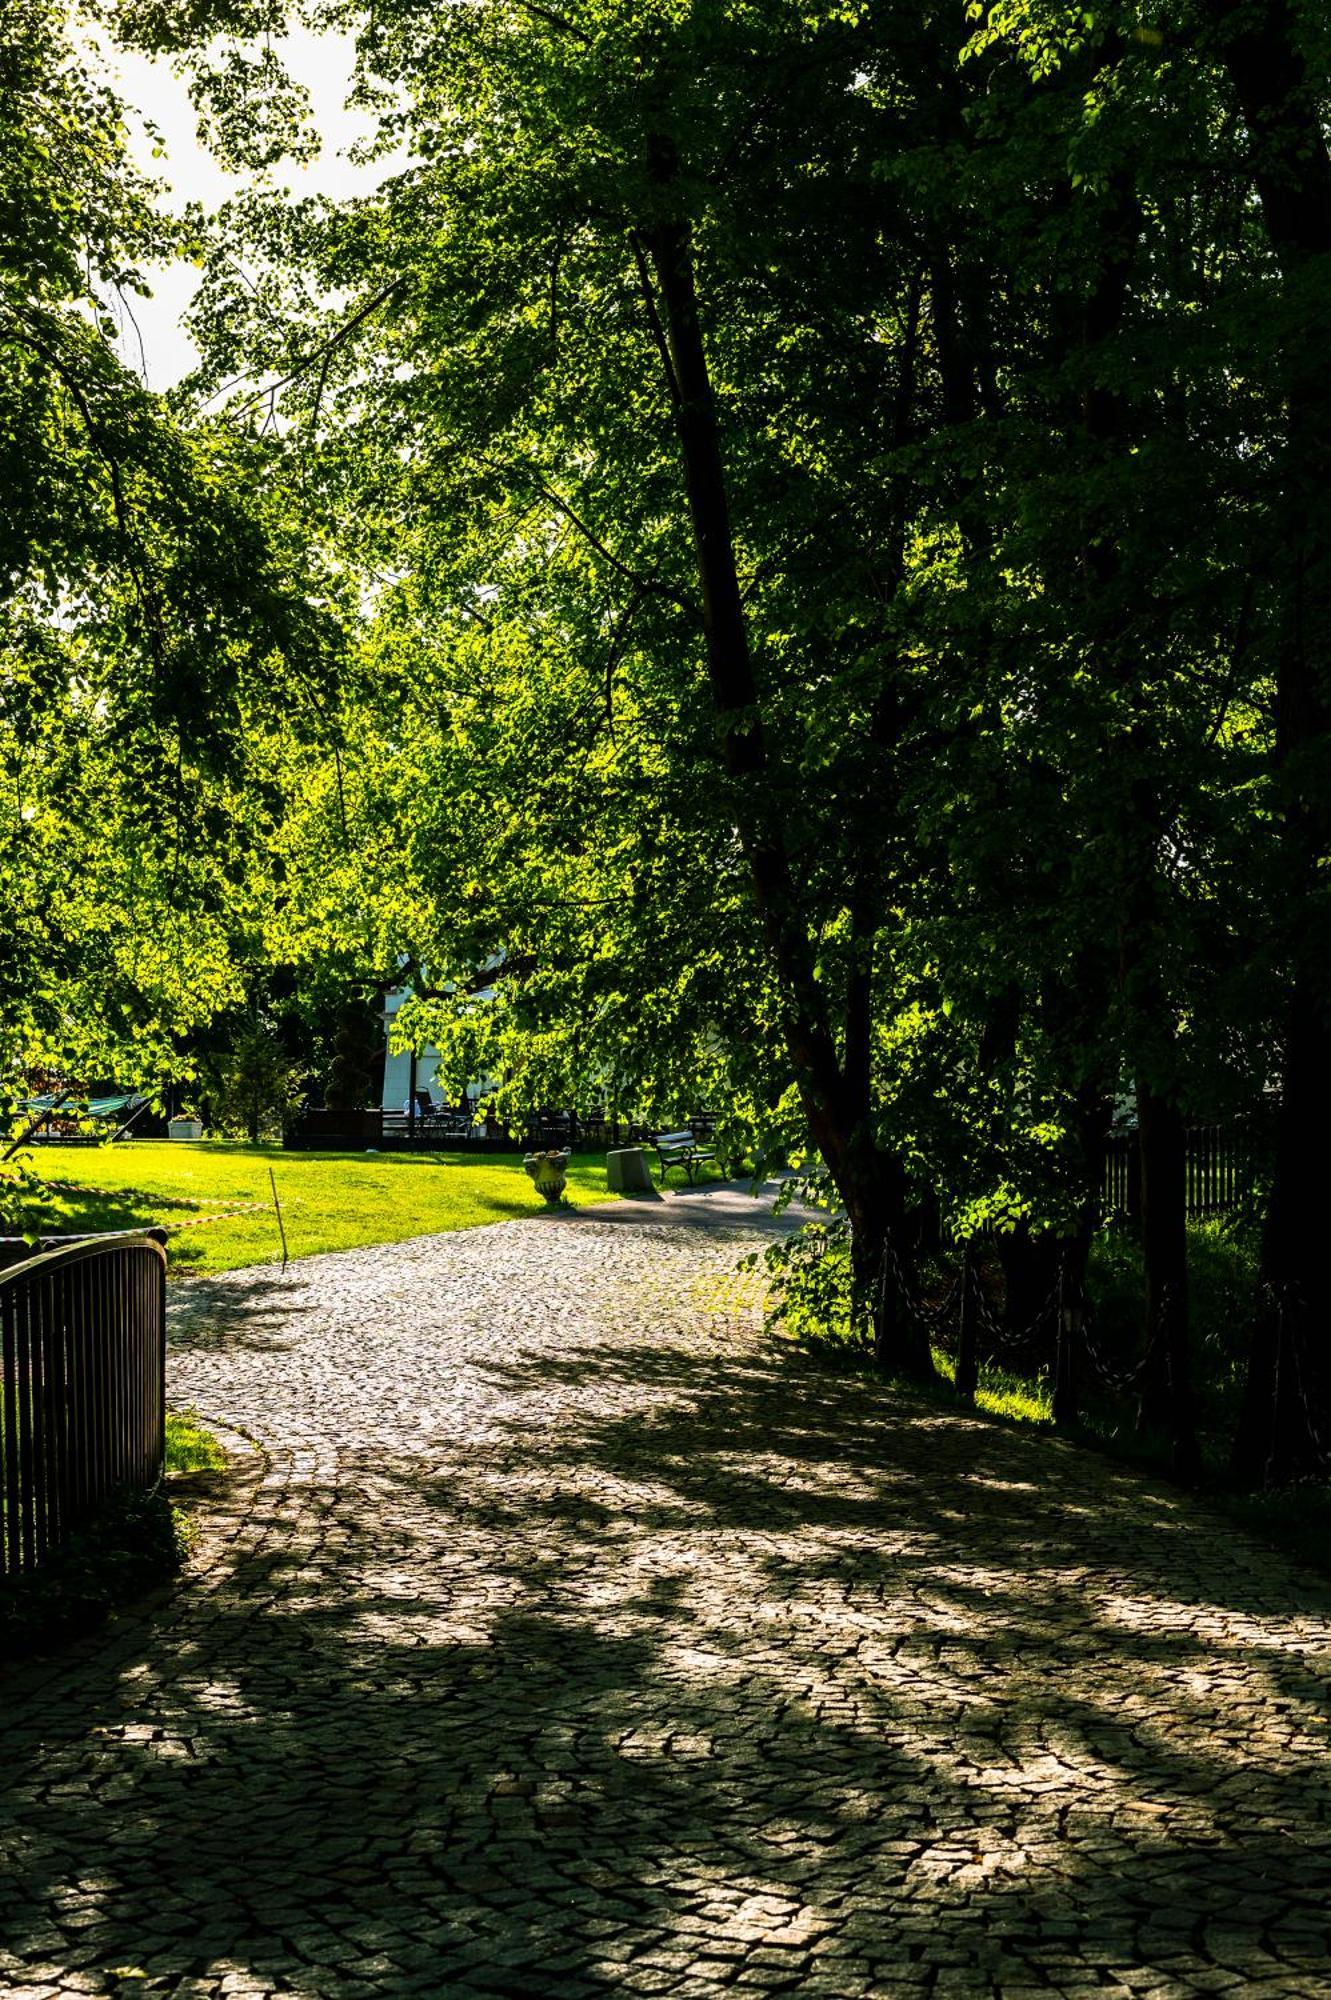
[168, 1104, 203, 1141]
[523, 1147, 571, 1205]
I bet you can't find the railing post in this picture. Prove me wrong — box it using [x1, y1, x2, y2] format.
[1053, 1249, 1081, 1428]
[151, 1228, 167, 1477]
[955, 1241, 979, 1406]
[3, 1288, 19, 1578]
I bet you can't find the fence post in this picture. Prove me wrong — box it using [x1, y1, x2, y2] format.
[1053, 1249, 1081, 1427]
[955, 1241, 979, 1406]
[1126, 1137, 1142, 1225]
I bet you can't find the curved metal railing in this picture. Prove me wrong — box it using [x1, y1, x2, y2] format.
[0, 1232, 167, 1578]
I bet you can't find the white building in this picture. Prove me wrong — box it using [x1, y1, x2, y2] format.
[379, 985, 496, 1112]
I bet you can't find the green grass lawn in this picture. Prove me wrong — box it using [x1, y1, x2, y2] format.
[930, 1347, 1054, 1426]
[165, 1408, 229, 1471]
[25, 1141, 620, 1279]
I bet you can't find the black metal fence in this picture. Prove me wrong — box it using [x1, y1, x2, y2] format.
[286, 1107, 513, 1152]
[1103, 1120, 1262, 1222]
[0, 1232, 167, 1580]
[284, 1106, 714, 1153]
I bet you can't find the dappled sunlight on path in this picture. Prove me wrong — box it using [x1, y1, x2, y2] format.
[2, 1203, 1329, 1997]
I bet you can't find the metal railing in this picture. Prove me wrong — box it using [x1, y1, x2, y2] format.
[1103, 1120, 1263, 1221]
[0, 1232, 167, 1579]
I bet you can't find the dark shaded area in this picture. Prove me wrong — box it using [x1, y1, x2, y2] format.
[0, 1485, 181, 1661]
[1, 1323, 1329, 1996]
[168, 1274, 314, 1353]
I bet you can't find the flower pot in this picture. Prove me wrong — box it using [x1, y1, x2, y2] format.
[523, 1148, 571, 1205]
[168, 1118, 203, 1141]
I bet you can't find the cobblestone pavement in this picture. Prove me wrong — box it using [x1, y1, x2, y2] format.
[3, 1189, 1331, 1999]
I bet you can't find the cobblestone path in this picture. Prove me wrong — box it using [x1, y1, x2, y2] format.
[3, 1191, 1331, 1999]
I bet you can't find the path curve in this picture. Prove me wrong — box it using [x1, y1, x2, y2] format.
[2, 1190, 1330, 1999]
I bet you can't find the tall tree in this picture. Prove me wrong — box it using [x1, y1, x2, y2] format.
[1207, 0, 1331, 1481]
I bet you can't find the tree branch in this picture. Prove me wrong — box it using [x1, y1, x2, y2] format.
[228, 279, 406, 418]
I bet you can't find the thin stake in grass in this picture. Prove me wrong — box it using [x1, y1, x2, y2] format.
[269, 1167, 289, 1274]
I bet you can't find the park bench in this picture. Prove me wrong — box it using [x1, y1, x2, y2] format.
[650, 1129, 715, 1186]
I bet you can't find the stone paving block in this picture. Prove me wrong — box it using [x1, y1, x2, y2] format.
[0, 1202, 1329, 1999]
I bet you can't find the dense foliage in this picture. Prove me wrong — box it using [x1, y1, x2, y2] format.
[1, 0, 345, 1109]
[7, 0, 1331, 1484]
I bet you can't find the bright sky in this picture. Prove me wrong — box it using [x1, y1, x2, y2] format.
[103, 28, 383, 388]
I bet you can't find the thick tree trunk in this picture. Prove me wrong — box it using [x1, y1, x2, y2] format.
[643, 151, 934, 1380]
[998, 1222, 1062, 1366]
[1211, 0, 1331, 1481]
[1071, 148, 1204, 1471]
[847, 1164, 935, 1378]
[1135, 1077, 1200, 1481]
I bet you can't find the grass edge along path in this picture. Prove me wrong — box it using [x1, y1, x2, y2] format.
[21, 1140, 639, 1279]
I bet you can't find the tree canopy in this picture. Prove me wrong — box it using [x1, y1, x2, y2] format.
[7, 0, 1331, 1481]
[1, 0, 349, 1103]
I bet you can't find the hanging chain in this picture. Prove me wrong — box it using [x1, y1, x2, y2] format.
[876, 1229, 1063, 1356]
[851, 1223, 1243, 1414]
[861, 1223, 1331, 1450]
[966, 1260, 1063, 1355]
[1077, 1285, 1156, 1396]
[877, 1230, 963, 1336]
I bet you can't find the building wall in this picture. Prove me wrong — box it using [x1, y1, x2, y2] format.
[380, 987, 496, 1111]
[382, 1042, 449, 1113]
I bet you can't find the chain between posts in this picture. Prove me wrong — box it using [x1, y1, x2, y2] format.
[1078, 1289, 1155, 1397]
[879, 1229, 1063, 1354]
[863, 1229, 1331, 1454]
[877, 1232, 962, 1337]
[967, 1258, 1063, 1356]
[875, 1226, 1169, 1402]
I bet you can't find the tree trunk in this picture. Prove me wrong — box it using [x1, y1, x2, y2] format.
[1068, 140, 1203, 1471]
[847, 1166, 935, 1378]
[1135, 1077, 1200, 1481]
[643, 145, 934, 1380]
[1053, 1076, 1111, 1428]
[998, 1222, 1062, 1367]
[1232, 990, 1331, 1481]
[1211, 0, 1331, 1481]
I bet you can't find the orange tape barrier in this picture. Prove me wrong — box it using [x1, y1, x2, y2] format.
[37, 1176, 270, 1230]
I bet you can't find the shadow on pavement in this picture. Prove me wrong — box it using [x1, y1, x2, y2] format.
[2, 1330, 1329, 1995]
[571, 1179, 812, 1239]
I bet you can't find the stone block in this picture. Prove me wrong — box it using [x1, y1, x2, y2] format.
[606, 1146, 653, 1193]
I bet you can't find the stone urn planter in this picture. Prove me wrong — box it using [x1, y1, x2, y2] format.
[523, 1147, 571, 1206]
[168, 1117, 203, 1141]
